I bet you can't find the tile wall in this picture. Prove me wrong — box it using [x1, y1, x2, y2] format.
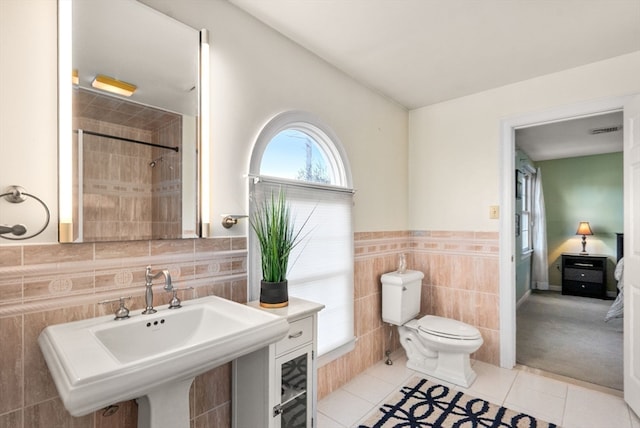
[0, 229, 499, 427]
[80, 121, 155, 241]
[317, 230, 500, 399]
[74, 88, 183, 242]
[0, 238, 247, 428]
[150, 118, 183, 240]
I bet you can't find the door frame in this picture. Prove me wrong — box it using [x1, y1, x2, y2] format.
[499, 95, 632, 368]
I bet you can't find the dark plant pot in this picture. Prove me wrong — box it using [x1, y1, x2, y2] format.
[260, 280, 288, 308]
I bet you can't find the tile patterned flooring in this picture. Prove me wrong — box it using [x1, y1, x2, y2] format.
[317, 351, 640, 428]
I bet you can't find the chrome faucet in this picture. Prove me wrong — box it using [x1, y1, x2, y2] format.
[143, 266, 173, 314]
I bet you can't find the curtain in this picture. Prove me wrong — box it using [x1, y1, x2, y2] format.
[249, 178, 355, 357]
[531, 168, 549, 290]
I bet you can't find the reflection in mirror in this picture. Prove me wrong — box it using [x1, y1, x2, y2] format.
[58, 0, 208, 242]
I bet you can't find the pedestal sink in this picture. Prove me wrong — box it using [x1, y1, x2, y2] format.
[38, 295, 289, 428]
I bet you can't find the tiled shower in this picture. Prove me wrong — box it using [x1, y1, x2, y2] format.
[74, 88, 183, 242]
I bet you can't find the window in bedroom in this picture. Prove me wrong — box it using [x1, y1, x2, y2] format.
[521, 171, 533, 254]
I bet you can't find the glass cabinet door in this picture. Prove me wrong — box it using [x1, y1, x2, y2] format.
[274, 345, 312, 428]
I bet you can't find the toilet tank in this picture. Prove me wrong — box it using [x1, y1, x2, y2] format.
[381, 270, 424, 325]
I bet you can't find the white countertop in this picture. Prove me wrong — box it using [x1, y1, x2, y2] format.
[246, 297, 324, 321]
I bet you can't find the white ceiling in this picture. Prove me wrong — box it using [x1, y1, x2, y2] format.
[515, 111, 623, 161]
[74, 0, 199, 116]
[229, 0, 638, 160]
[229, 0, 640, 110]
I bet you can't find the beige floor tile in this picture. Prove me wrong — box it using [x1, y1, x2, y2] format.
[342, 373, 397, 405]
[631, 408, 640, 428]
[364, 356, 414, 387]
[316, 411, 345, 428]
[320, 355, 637, 428]
[317, 389, 373, 428]
[504, 378, 565, 425]
[563, 384, 631, 428]
[512, 370, 568, 398]
[459, 360, 518, 405]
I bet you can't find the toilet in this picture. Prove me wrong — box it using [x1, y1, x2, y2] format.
[381, 269, 483, 387]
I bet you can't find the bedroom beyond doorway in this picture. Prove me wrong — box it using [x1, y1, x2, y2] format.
[516, 290, 623, 391]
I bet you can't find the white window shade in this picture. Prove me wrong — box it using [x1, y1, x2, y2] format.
[250, 178, 354, 357]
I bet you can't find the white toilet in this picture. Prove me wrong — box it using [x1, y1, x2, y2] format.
[381, 269, 483, 387]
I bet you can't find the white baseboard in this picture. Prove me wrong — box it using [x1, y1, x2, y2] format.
[516, 289, 532, 309]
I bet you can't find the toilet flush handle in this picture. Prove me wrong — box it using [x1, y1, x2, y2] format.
[402, 286, 407, 291]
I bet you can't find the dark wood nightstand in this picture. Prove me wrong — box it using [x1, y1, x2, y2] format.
[561, 253, 607, 299]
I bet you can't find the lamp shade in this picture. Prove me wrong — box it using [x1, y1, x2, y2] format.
[576, 221, 593, 236]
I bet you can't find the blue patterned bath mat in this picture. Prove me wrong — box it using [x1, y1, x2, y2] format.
[359, 377, 557, 428]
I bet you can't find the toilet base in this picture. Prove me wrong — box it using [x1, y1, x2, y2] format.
[398, 324, 480, 388]
[405, 352, 477, 388]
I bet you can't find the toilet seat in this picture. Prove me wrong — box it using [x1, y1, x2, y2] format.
[417, 315, 481, 340]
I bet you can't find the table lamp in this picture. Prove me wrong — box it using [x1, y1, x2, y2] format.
[576, 221, 593, 255]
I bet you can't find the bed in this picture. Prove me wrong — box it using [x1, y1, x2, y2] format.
[605, 233, 624, 322]
[605, 257, 624, 322]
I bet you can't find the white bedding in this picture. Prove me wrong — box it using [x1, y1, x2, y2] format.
[605, 257, 624, 322]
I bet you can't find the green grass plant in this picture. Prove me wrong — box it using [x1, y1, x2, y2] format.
[250, 189, 312, 283]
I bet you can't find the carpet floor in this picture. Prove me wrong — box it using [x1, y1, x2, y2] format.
[516, 291, 623, 390]
[359, 377, 557, 428]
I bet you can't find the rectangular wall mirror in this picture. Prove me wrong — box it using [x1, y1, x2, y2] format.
[58, 0, 209, 243]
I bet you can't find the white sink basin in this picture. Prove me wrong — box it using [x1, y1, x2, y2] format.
[92, 302, 260, 364]
[39, 295, 289, 423]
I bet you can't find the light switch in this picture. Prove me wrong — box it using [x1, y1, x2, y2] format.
[489, 205, 499, 219]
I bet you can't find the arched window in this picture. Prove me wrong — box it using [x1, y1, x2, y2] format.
[249, 111, 354, 361]
[261, 129, 334, 184]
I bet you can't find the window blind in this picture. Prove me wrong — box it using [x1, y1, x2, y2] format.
[249, 178, 355, 357]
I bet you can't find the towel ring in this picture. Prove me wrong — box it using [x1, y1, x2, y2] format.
[0, 185, 50, 240]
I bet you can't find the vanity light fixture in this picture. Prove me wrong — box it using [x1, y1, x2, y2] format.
[576, 221, 593, 255]
[58, 0, 74, 242]
[199, 29, 211, 236]
[91, 74, 137, 97]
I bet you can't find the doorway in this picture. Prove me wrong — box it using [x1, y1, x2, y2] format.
[498, 95, 632, 372]
[511, 111, 624, 390]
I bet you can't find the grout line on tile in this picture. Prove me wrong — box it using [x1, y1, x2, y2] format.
[317, 411, 347, 428]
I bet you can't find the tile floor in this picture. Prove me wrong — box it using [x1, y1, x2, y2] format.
[317, 351, 640, 428]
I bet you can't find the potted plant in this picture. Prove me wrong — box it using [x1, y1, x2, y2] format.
[250, 189, 312, 308]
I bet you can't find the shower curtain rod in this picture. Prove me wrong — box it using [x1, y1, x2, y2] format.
[74, 129, 179, 152]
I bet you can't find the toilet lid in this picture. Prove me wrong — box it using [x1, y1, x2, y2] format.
[417, 315, 481, 340]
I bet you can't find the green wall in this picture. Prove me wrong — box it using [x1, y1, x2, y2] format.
[537, 152, 623, 293]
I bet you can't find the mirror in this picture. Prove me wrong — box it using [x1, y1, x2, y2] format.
[58, 0, 208, 243]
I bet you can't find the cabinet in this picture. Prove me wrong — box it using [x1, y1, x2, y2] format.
[561, 253, 607, 299]
[233, 298, 324, 428]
